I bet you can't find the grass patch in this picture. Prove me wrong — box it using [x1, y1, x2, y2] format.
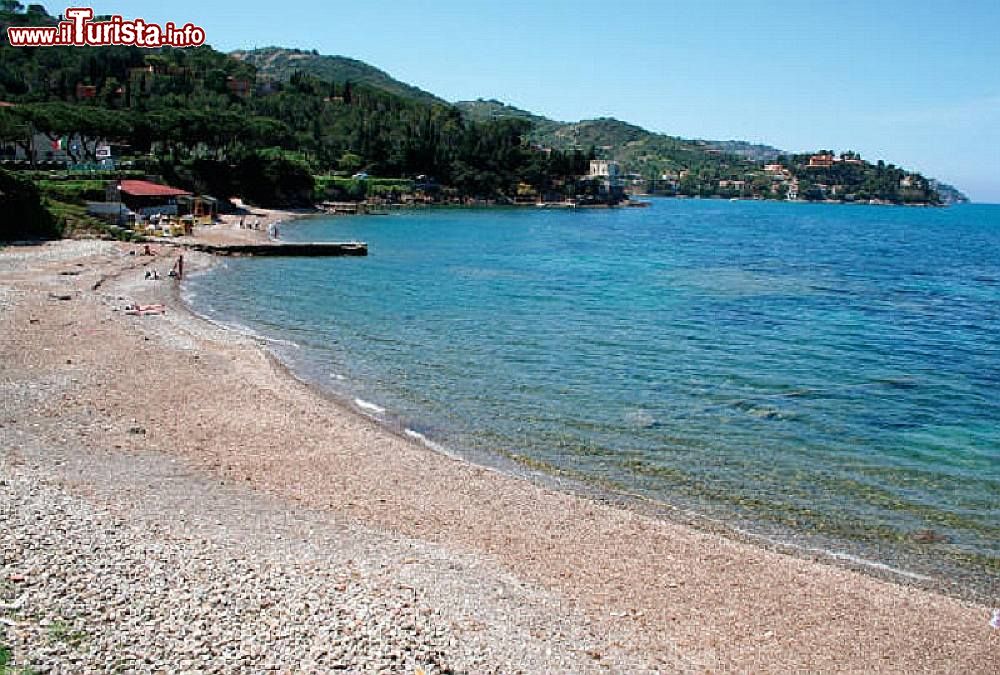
[0, 643, 40, 675]
[44, 200, 136, 241]
[47, 620, 86, 648]
[315, 175, 415, 200]
[36, 179, 107, 204]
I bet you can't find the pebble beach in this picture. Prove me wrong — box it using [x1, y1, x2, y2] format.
[1, 238, 997, 673]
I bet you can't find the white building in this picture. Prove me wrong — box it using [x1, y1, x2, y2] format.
[588, 159, 621, 180]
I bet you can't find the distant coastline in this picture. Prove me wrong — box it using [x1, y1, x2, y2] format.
[0, 9, 960, 241]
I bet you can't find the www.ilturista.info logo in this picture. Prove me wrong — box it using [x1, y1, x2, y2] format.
[7, 7, 206, 48]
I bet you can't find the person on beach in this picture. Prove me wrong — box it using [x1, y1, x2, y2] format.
[239, 216, 245, 229]
[168, 255, 184, 280]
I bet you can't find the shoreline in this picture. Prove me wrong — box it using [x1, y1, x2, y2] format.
[179, 286, 995, 603]
[183, 208, 997, 603]
[2, 239, 997, 671]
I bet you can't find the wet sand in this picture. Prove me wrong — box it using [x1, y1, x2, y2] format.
[1, 238, 997, 672]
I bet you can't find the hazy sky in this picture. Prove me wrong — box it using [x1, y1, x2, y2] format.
[91, 0, 1000, 202]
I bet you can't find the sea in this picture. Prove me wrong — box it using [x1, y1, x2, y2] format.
[184, 199, 1000, 598]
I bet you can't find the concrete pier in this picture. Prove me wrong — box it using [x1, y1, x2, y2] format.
[188, 242, 368, 257]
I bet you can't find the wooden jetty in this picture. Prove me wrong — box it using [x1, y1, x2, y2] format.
[321, 201, 364, 215]
[319, 201, 394, 215]
[188, 242, 367, 257]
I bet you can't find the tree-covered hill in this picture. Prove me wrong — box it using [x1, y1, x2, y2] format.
[455, 99, 962, 204]
[0, 4, 961, 208]
[456, 100, 786, 166]
[0, 4, 592, 207]
[454, 102, 756, 181]
[231, 47, 446, 106]
[454, 99, 564, 137]
[534, 116, 760, 180]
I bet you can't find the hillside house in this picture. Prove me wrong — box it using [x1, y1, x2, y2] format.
[808, 153, 836, 168]
[226, 77, 252, 98]
[75, 83, 97, 100]
[588, 160, 621, 181]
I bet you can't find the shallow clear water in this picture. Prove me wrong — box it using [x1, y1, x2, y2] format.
[187, 200, 1000, 588]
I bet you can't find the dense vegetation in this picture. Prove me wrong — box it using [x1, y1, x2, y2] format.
[0, 167, 62, 239]
[0, 4, 960, 215]
[455, 99, 786, 163]
[232, 47, 446, 106]
[455, 99, 954, 204]
[781, 153, 934, 204]
[0, 5, 591, 210]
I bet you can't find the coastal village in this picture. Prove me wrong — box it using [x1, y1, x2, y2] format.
[0, 5, 950, 242]
[0, 137, 945, 244]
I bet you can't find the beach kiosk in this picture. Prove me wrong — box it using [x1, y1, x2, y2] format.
[176, 194, 219, 227]
[110, 179, 191, 220]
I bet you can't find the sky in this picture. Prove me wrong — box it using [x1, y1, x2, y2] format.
[89, 0, 1000, 202]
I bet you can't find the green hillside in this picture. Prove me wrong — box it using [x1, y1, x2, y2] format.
[456, 101, 784, 165]
[537, 117, 748, 175]
[231, 47, 446, 106]
[454, 99, 563, 136]
[0, 4, 596, 222]
[455, 100, 954, 203]
[456, 101, 769, 178]
[0, 5, 957, 212]
[212, 51, 954, 204]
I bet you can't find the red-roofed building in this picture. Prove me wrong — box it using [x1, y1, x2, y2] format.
[75, 83, 97, 100]
[109, 179, 191, 215]
[226, 76, 252, 99]
[118, 180, 190, 198]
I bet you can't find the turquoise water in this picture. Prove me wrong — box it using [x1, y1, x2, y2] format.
[187, 200, 1000, 590]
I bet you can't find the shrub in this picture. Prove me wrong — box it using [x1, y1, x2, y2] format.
[0, 168, 63, 241]
[236, 155, 315, 207]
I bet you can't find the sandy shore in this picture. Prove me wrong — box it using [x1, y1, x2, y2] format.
[1, 239, 997, 673]
[175, 199, 315, 247]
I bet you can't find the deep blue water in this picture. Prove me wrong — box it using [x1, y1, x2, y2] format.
[187, 200, 1000, 586]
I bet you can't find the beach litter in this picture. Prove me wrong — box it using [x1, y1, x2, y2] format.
[990, 609, 1000, 629]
